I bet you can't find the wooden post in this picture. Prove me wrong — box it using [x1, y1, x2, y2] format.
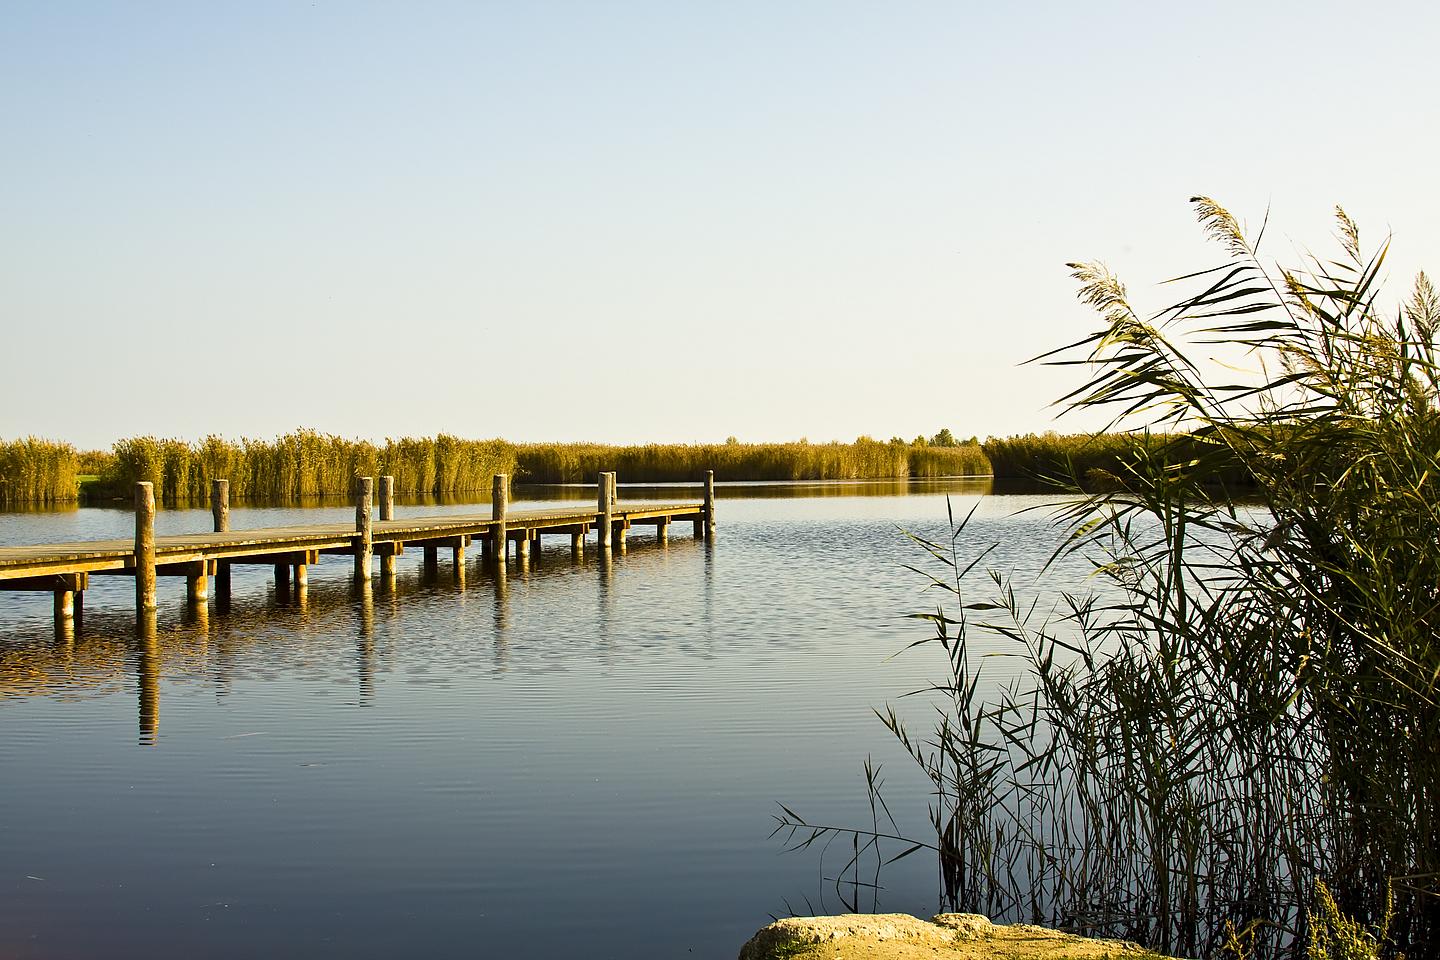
[598, 471, 613, 552]
[379, 475, 397, 578]
[614, 519, 627, 552]
[705, 469, 716, 535]
[516, 532, 530, 562]
[275, 563, 291, 592]
[54, 586, 74, 621]
[492, 473, 509, 563]
[610, 472, 618, 507]
[211, 479, 230, 531]
[186, 561, 209, 604]
[135, 482, 156, 615]
[571, 529, 584, 558]
[657, 517, 670, 543]
[294, 562, 308, 590]
[379, 475, 395, 521]
[211, 479, 230, 606]
[424, 545, 439, 576]
[451, 539, 465, 568]
[355, 476, 373, 581]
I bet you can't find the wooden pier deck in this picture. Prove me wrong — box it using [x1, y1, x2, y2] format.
[0, 471, 716, 629]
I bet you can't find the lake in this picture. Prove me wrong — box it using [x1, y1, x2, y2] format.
[0, 480, 1094, 959]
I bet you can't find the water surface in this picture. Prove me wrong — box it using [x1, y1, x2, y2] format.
[0, 480, 1092, 959]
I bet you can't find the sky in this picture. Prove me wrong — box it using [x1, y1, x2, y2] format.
[3, 1, 1438, 449]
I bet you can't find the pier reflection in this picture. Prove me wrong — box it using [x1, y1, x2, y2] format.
[0, 521, 713, 738]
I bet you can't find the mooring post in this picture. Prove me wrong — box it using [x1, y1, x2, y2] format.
[211, 479, 230, 606]
[598, 471, 614, 553]
[379, 475, 397, 580]
[379, 475, 394, 521]
[211, 479, 230, 531]
[705, 469, 716, 536]
[355, 476, 373, 581]
[492, 474, 509, 564]
[135, 482, 157, 615]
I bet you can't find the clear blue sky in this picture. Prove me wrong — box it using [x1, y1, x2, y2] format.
[3, 1, 1436, 448]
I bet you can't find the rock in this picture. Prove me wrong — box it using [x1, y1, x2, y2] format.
[738, 912, 1174, 960]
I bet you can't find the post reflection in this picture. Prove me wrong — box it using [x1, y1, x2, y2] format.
[136, 611, 159, 746]
[355, 579, 375, 705]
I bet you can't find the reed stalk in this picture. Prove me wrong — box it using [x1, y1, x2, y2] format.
[777, 200, 1440, 959]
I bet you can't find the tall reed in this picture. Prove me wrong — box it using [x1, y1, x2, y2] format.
[96, 431, 516, 503]
[778, 200, 1440, 958]
[0, 438, 79, 504]
[515, 438, 988, 483]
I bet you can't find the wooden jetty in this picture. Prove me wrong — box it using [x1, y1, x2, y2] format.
[0, 471, 716, 630]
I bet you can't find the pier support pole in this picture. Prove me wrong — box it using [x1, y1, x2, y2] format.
[492, 474, 509, 564]
[598, 471, 614, 553]
[211, 480, 230, 607]
[52, 573, 85, 633]
[379, 476, 397, 579]
[705, 469, 716, 537]
[54, 586, 74, 621]
[657, 518, 670, 544]
[571, 529, 584, 559]
[355, 476, 373, 581]
[135, 482, 157, 617]
[423, 545, 439, 577]
[186, 562, 209, 605]
[516, 533, 530, 563]
[452, 538, 467, 585]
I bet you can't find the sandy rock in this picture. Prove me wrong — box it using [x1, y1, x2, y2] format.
[738, 912, 1172, 960]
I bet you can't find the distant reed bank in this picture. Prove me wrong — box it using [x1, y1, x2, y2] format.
[0, 429, 1184, 504]
[0, 438, 80, 505]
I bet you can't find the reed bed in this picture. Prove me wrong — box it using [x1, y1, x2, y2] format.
[904, 443, 990, 478]
[516, 438, 989, 483]
[982, 431, 1168, 482]
[0, 438, 79, 504]
[92, 431, 517, 503]
[779, 201, 1439, 958]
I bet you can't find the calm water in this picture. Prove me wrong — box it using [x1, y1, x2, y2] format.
[0, 480, 1093, 959]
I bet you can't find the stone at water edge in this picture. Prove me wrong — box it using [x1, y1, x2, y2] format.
[738, 912, 1177, 960]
